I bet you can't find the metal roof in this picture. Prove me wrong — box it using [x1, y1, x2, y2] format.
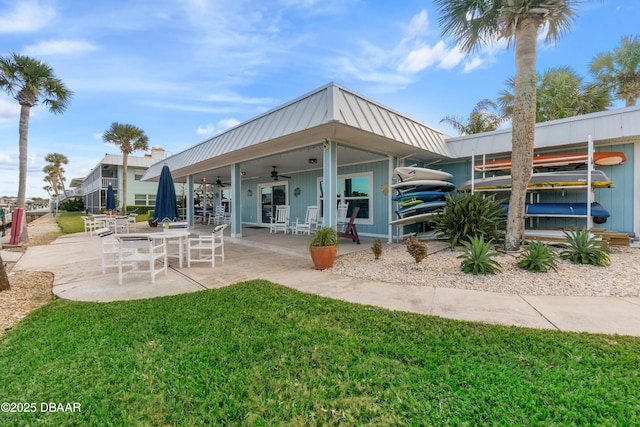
[446, 105, 640, 158]
[142, 82, 452, 181]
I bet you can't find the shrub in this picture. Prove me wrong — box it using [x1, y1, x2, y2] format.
[371, 239, 383, 260]
[433, 193, 505, 249]
[405, 235, 428, 263]
[560, 229, 610, 266]
[458, 236, 502, 275]
[517, 241, 558, 272]
[60, 198, 84, 212]
[310, 227, 338, 247]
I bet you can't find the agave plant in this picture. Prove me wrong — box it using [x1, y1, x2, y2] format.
[433, 193, 506, 249]
[560, 229, 610, 266]
[457, 236, 502, 275]
[517, 241, 558, 272]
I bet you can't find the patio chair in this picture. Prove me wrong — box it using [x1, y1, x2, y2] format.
[98, 229, 119, 274]
[337, 202, 349, 227]
[128, 213, 138, 231]
[187, 224, 227, 267]
[293, 205, 319, 235]
[208, 205, 226, 225]
[269, 205, 290, 234]
[112, 217, 130, 234]
[117, 236, 167, 285]
[338, 207, 360, 244]
[81, 216, 98, 234]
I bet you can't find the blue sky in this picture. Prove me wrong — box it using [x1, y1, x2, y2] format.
[0, 0, 637, 199]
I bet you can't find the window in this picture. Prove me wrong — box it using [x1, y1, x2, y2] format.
[134, 194, 155, 206]
[134, 170, 145, 181]
[318, 172, 372, 224]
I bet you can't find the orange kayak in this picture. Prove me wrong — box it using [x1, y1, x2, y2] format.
[475, 151, 626, 172]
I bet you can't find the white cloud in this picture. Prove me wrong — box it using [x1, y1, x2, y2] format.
[0, 98, 21, 124]
[405, 9, 429, 38]
[463, 57, 486, 73]
[218, 118, 240, 130]
[398, 40, 449, 73]
[204, 93, 276, 105]
[0, 0, 55, 33]
[24, 39, 98, 56]
[196, 118, 240, 136]
[197, 124, 215, 135]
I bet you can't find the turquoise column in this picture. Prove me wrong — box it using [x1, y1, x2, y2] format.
[322, 139, 338, 228]
[230, 164, 242, 237]
[186, 175, 194, 228]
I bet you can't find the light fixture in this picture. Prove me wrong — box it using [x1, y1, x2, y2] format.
[308, 158, 317, 164]
[201, 177, 207, 183]
[241, 171, 246, 176]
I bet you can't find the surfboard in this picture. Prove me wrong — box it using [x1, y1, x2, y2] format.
[500, 202, 610, 218]
[392, 191, 449, 204]
[474, 151, 627, 172]
[391, 180, 456, 193]
[389, 212, 438, 226]
[394, 166, 453, 182]
[397, 201, 446, 217]
[460, 170, 613, 191]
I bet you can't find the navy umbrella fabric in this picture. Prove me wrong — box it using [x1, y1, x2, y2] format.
[153, 164, 180, 223]
[106, 184, 116, 212]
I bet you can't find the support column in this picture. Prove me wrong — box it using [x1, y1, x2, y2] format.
[186, 175, 194, 228]
[322, 139, 338, 228]
[231, 164, 242, 237]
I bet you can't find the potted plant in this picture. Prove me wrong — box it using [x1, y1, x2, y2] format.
[147, 209, 158, 227]
[309, 227, 338, 270]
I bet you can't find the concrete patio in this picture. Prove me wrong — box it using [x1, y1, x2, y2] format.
[3, 215, 640, 337]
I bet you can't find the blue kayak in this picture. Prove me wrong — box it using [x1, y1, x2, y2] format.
[392, 191, 449, 203]
[500, 202, 610, 218]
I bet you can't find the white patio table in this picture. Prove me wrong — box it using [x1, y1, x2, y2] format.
[121, 230, 191, 268]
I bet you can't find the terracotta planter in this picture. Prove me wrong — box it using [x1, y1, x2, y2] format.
[148, 219, 158, 228]
[310, 245, 337, 270]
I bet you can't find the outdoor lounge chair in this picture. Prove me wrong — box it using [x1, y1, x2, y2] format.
[187, 224, 227, 267]
[338, 206, 360, 244]
[337, 202, 349, 228]
[293, 205, 319, 235]
[269, 205, 290, 234]
[117, 235, 167, 285]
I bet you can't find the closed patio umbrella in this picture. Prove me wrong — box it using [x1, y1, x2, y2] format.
[153, 164, 180, 224]
[106, 184, 116, 213]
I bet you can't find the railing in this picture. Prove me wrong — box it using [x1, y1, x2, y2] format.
[102, 177, 118, 188]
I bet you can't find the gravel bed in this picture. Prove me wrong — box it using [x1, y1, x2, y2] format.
[330, 243, 640, 297]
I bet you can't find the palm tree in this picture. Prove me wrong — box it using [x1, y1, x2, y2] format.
[498, 66, 611, 122]
[102, 123, 149, 215]
[0, 54, 72, 212]
[440, 99, 504, 135]
[590, 35, 640, 107]
[42, 165, 61, 195]
[44, 153, 69, 196]
[435, 0, 579, 251]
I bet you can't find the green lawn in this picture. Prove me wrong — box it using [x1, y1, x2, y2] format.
[55, 211, 149, 234]
[1, 281, 638, 425]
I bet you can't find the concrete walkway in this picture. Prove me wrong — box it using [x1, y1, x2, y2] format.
[3, 214, 640, 337]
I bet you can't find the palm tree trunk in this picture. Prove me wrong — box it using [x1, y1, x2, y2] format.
[505, 17, 539, 251]
[18, 104, 31, 242]
[0, 253, 9, 291]
[122, 153, 128, 215]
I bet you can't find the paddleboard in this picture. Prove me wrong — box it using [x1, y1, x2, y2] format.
[394, 166, 453, 182]
[460, 170, 613, 191]
[389, 212, 438, 226]
[475, 151, 627, 172]
[397, 201, 446, 217]
[392, 191, 449, 203]
[391, 179, 456, 193]
[500, 202, 610, 218]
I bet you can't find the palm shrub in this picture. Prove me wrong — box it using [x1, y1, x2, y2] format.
[433, 193, 505, 248]
[371, 239, 383, 260]
[517, 241, 558, 272]
[310, 227, 338, 247]
[405, 235, 428, 263]
[458, 236, 502, 275]
[560, 229, 610, 266]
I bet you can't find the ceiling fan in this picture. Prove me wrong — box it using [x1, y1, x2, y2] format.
[215, 176, 231, 187]
[270, 166, 291, 181]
